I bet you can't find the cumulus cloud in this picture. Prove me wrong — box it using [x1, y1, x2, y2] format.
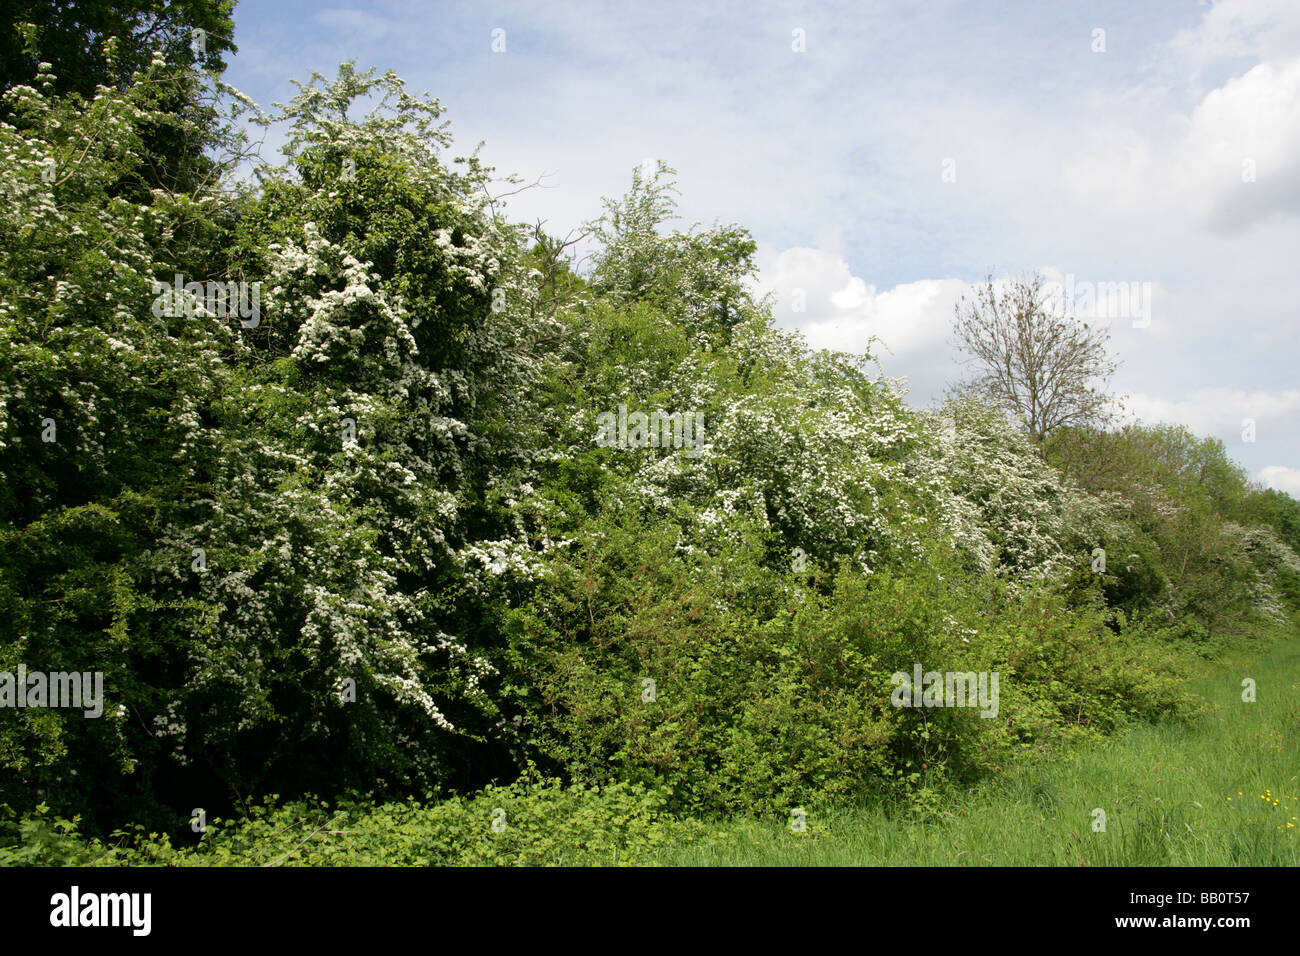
[1064, 54, 1300, 233]
[1260, 465, 1300, 496]
[1123, 387, 1300, 440]
[751, 245, 962, 356]
[1179, 58, 1300, 230]
[749, 245, 969, 403]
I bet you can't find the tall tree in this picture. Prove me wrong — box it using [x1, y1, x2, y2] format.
[2, 1, 239, 200]
[587, 161, 758, 344]
[0, 0, 235, 99]
[951, 272, 1120, 445]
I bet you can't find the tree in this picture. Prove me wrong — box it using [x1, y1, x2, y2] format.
[0, 1, 235, 100]
[0, 58, 532, 833]
[951, 272, 1120, 445]
[587, 161, 758, 344]
[2, 3, 241, 212]
[0, 51, 242, 832]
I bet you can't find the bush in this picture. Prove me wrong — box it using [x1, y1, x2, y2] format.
[502, 523, 1202, 818]
[1, 775, 702, 867]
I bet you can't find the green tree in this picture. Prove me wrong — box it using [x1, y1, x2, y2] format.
[0, 54, 241, 831]
[587, 161, 758, 345]
[0, 0, 235, 99]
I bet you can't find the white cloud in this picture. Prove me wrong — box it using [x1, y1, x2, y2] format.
[1180, 58, 1300, 230]
[1063, 55, 1300, 232]
[1260, 464, 1300, 495]
[752, 245, 963, 361]
[1171, 0, 1300, 73]
[1123, 387, 1300, 439]
[752, 245, 999, 405]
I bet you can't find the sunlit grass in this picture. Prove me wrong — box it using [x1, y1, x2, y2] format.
[654, 635, 1300, 866]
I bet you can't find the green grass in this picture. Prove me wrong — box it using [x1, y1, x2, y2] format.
[652, 635, 1300, 866]
[10, 635, 1296, 867]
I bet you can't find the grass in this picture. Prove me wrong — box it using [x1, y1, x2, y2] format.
[11, 634, 1296, 867]
[652, 634, 1300, 866]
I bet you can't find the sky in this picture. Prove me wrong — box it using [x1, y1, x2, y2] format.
[221, 0, 1300, 493]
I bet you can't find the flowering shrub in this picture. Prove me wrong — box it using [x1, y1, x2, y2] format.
[2, 51, 1295, 847]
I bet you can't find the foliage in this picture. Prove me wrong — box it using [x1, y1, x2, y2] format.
[0, 775, 703, 867]
[587, 161, 758, 347]
[1, 2, 235, 101]
[503, 523, 1197, 817]
[2, 43, 1295, 856]
[1048, 423, 1299, 631]
[0, 54, 251, 830]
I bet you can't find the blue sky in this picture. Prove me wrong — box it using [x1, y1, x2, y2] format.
[223, 0, 1300, 492]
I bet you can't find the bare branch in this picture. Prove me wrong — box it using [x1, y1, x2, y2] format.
[951, 271, 1121, 444]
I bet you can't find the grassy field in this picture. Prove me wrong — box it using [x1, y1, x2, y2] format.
[654, 635, 1300, 866]
[13, 633, 1295, 867]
